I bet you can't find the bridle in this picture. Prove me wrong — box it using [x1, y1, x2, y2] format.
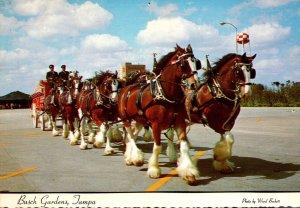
[210, 58, 256, 103]
[152, 51, 200, 104]
[96, 76, 120, 106]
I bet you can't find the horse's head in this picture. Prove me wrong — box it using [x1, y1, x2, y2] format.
[156, 44, 201, 90]
[94, 71, 120, 103]
[232, 53, 256, 98]
[70, 74, 82, 97]
[82, 80, 92, 90]
[209, 53, 256, 99]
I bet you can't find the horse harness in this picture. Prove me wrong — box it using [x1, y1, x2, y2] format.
[122, 74, 185, 127]
[189, 59, 254, 130]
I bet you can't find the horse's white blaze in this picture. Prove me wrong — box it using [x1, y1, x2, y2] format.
[110, 80, 119, 102]
[187, 57, 198, 72]
[74, 81, 80, 96]
[241, 65, 252, 97]
[147, 143, 162, 178]
[67, 93, 72, 104]
[186, 57, 200, 89]
[177, 140, 199, 178]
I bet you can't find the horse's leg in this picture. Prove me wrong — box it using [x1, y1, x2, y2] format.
[62, 114, 69, 139]
[142, 126, 153, 142]
[93, 123, 106, 148]
[108, 125, 123, 142]
[51, 114, 59, 136]
[87, 120, 95, 144]
[213, 131, 235, 173]
[46, 114, 53, 129]
[103, 125, 114, 155]
[175, 127, 199, 184]
[123, 124, 144, 166]
[165, 128, 178, 163]
[147, 122, 162, 179]
[79, 116, 88, 150]
[73, 118, 80, 140]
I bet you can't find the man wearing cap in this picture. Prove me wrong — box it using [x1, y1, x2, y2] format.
[46, 65, 59, 104]
[59, 65, 69, 91]
[46, 65, 59, 88]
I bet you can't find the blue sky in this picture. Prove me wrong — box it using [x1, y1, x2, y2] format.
[0, 0, 300, 95]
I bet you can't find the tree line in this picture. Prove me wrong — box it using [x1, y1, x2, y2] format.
[242, 81, 300, 107]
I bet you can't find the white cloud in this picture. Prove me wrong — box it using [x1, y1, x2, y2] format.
[230, 0, 296, 14]
[12, 0, 113, 39]
[147, 2, 178, 17]
[0, 14, 22, 35]
[0, 48, 30, 67]
[245, 22, 290, 48]
[136, 17, 220, 47]
[287, 45, 300, 67]
[251, 0, 297, 8]
[12, 0, 49, 16]
[81, 34, 129, 53]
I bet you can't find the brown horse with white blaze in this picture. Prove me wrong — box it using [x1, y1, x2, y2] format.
[117, 44, 202, 184]
[59, 74, 82, 140]
[167, 52, 257, 175]
[74, 71, 121, 154]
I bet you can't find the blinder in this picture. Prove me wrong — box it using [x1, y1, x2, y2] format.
[250, 68, 256, 79]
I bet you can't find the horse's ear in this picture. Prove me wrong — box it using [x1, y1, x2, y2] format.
[249, 54, 257, 62]
[175, 43, 180, 50]
[186, 44, 193, 53]
[115, 70, 118, 76]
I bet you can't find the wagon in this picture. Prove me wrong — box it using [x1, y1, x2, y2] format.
[30, 80, 51, 130]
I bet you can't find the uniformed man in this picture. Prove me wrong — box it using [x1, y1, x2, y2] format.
[59, 65, 69, 90]
[46, 64, 58, 104]
[46, 65, 59, 88]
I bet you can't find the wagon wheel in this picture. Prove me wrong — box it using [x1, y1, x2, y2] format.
[32, 103, 39, 128]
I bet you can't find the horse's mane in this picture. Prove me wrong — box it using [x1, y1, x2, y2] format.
[92, 70, 115, 86]
[203, 53, 237, 82]
[125, 70, 153, 85]
[153, 50, 177, 75]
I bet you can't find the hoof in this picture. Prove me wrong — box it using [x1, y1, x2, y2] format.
[125, 160, 133, 166]
[80, 143, 88, 150]
[213, 160, 235, 173]
[147, 167, 161, 179]
[63, 131, 69, 138]
[133, 161, 144, 167]
[184, 175, 197, 185]
[104, 149, 114, 156]
[70, 140, 77, 146]
[93, 142, 104, 148]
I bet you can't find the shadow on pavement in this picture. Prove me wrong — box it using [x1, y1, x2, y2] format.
[197, 156, 300, 186]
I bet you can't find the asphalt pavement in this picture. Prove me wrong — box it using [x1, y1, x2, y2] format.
[0, 107, 300, 192]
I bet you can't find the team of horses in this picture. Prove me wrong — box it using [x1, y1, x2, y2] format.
[42, 44, 256, 185]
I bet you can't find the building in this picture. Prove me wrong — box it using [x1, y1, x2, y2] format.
[119, 62, 146, 80]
